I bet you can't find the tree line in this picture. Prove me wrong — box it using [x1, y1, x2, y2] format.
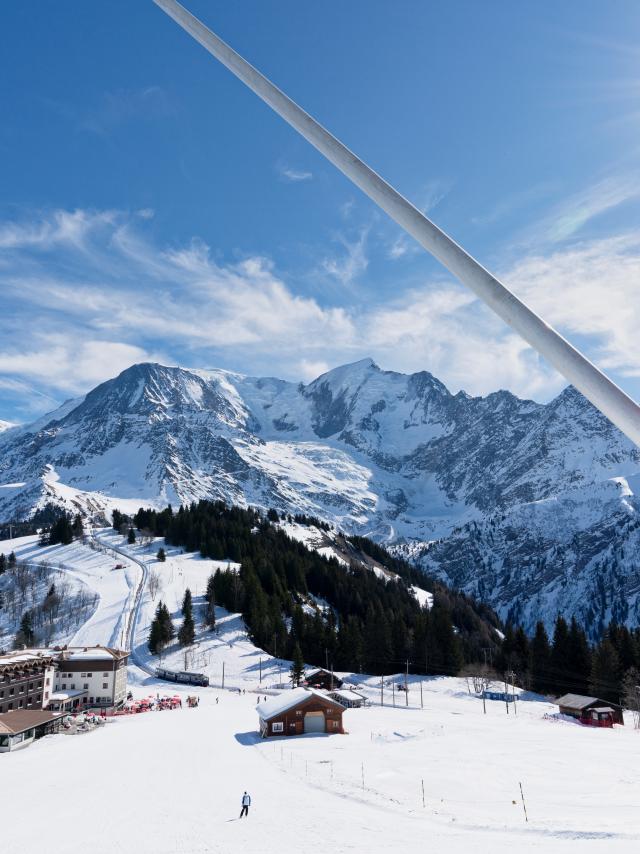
[131, 501, 501, 677]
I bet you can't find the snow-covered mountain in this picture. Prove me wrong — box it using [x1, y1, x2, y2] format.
[1, 359, 639, 635]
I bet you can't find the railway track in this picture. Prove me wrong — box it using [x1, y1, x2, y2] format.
[90, 531, 155, 677]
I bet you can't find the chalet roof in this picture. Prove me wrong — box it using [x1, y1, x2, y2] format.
[556, 694, 599, 710]
[257, 688, 344, 721]
[556, 693, 622, 711]
[0, 709, 65, 735]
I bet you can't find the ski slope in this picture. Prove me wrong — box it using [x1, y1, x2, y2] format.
[3, 530, 640, 853]
[3, 676, 640, 853]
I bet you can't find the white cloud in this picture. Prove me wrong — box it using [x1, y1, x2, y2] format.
[504, 233, 640, 378]
[297, 359, 330, 382]
[278, 164, 313, 182]
[0, 209, 116, 251]
[533, 174, 640, 243]
[0, 336, 155, 396]
[2, 206, 640, 416]
[322, 230, 369, 287]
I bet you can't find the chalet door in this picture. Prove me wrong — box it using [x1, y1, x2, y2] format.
[304, 711, 325, 733]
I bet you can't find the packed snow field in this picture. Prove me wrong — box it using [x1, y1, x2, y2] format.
[2, 531, 640, 853]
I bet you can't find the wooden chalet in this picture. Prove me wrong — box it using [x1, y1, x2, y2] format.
[257, 688, 345, 737]
[304, 668, 343, 691]
[556, 693, 624, 727]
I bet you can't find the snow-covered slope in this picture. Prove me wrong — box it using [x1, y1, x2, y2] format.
[1, 359, 639, 634]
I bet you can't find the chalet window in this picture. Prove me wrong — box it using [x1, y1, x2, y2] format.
[296, 710, 302, 716]
[103, 672, 109, 677]
[71, 684, 76, 690]
[84, 684, 89, 690]
[102, 683, 108, 689]
[87, 673, 93, 677]
[8, 703, 13, 710]
[0, 690, 3, 698]
[28, 682, 33, 690]
[81, 673, 86, 678]
[9, 688, 14, 695]
[37, 681, 42, 688]
[272, 722, 284, 732]
[61, 684, 66, 690]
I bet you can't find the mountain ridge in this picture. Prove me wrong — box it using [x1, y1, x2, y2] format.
[1, 358, 639, 636]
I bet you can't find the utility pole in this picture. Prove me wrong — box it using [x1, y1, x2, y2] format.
[222, 661, 225, 689]
[392, 681, 396, 708]
[380, 676, 384, 707]
[504, 676, 509, 715]
[508, 669, 517, 715]
[405, 659, 409, 707]
[420, 679, 423, 709]
[259, 657, 262, 684]
[482, 689, 486, 715]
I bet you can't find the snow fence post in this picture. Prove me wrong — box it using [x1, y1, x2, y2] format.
[519, 782, 528, 822]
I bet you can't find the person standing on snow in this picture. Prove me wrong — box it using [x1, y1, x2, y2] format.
[239, 791, 251, 818]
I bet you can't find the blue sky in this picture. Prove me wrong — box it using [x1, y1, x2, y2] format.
[1, 0, 640, 422]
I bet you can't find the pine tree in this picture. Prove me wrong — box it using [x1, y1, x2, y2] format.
[8, 551, 16, 569]
[567, 617, 591, 695]
[157, 547, 166, 562]
[290, 642, 305, 687]
[0, 553, 6, 574]
[148, 616, 163, 655]
[178, 588, 195, 647]
[148, 601, 175, 654]
[49, 514, 73, 546]
[14, 610, 35, 648]
[127, 528, 136, 545]
[71, 513, 84, 539]
[204, 573, 216, 629]
[529, 621, 552, 694]
[590, 639, 621, 702]
[550, 615, 571, 695]
[159, 602, 175, 644]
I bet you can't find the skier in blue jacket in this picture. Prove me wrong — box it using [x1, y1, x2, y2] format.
[240, 792, 251, 818]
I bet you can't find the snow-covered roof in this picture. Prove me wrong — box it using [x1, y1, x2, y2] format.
[0, 651, 55, 668]
[256, 688, 344, 721]
[556, 693, 600, 710]
[328, 689, 366, 703]
[43, 645, 128, 661]
[49, 689, 88, 701]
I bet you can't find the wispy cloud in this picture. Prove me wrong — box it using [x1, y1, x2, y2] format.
[471, 182, 556, 227]
[421, 179, 450, 215]
[80, 86, 173, 134]
[2, 206, 640, 420]
[277, 164, 313, 182]
[322, 230, 369, 287]
[532, 174, 640, 243]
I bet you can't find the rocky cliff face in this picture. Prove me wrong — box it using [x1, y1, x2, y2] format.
[2, 359, 639, 636]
